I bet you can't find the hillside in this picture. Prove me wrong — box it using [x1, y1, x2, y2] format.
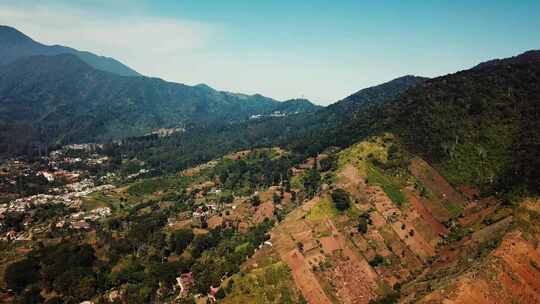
[389, 50, 540, 194]
[0, 25, 140, 77]
[1, 22, 539, 303]
[89, 76, 425, 175]
[329, 75, 428, 115]
[0, 54, 319, 158]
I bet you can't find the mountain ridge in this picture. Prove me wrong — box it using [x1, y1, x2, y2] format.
[0, 25, 141, 77]
[0, 53, 319, 157]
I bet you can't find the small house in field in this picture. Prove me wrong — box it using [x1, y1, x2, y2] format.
[176, 272, 194, 298]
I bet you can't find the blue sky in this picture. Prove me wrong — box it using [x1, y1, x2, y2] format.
[1, 0, 539, 105]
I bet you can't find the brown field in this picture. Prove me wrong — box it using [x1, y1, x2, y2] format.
[235, 146, 537, 304]
[409, 157, 467, 210]
[418, 232, 540, 304]
[253, 201, 275, 224]
[405, 190, 447, 237]
[270, 197, 332, 304]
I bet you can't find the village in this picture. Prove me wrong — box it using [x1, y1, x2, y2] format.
[0, 143, 117, 242]
[0, 144, 321, 303]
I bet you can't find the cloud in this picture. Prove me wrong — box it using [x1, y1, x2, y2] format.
[0, 2, 216, 79]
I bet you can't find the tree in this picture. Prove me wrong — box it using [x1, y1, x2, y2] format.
[272, 193, 282, 205]
[331, 188, 351, 211]
[357, 217, 368, 234]
[216, 288, 226, 299]
[18, 286, 44, 304]
[170, 229, 194, 255]
[250, 195, 261, 207]
[4, 259, 40, 292]
[358, 212, 371, 234]
[369, 254, 384, 267]
[319, 155, 337, 172]
[303, 168, 321, 197]
[219, 192, 234, 204]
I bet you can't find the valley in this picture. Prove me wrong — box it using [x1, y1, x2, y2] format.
[0, 17, 539, 304]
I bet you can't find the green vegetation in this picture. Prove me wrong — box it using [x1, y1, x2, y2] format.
[303, 168, 322, 198]
[5, 243, 97, 301]
[393, 54, 540, 194]
[212, 150, 297, 196]
[0, 52, 319, 159]
[306, 196, 338, 221]
[444, 201, 464, 218]
[369, 292, 399, 304]
[357, 212, 372, 234]
[331, 188, 352, 211]
[222, 261, 300, 304]
[369, 254, 385, 267]
[170, 229, 194, 255]
[367, 165, 407, 206]
[127, 177, 176, 196]
[4, 216, 275, 303]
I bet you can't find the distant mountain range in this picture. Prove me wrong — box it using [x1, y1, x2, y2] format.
[0, 25, 140, 77]
[0, 26, 320, 157]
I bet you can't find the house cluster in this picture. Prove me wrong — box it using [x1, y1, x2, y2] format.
[60, 207, 112, 230]
[126, 168, 150, 180]
[147, 127, 185, 138]
[49, 146, 109, 167]
[63, 143, 103, 151]
[175, 272, 195, 299]
[2, 180, 114, 212]
[38, 169, 80, 183]
[1, 194, 78, 214]
[0, 159, 36, 189]
[249, 110, 290, 120]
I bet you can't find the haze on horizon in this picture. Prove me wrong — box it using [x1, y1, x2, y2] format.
[1, 0, 539, 105]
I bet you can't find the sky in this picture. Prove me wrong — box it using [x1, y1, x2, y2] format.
[1, 0, 539, 105]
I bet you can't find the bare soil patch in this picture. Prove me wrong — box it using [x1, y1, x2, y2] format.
[253, 201, 275, 224]
[409, 157, 467, 210]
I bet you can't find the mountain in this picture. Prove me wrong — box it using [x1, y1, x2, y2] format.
[98, 75, 426, 173]
[80, 46, 540, 196]
[473, 49, 540, 69]
[284, 49, 539, 194]
[263, 98, 317, 114]
[389, 50, 540, 193]
[0, 54, 319, 157]
[0, 25, 140, 77]
[276, 75, 428, 155]
[329, 75, 428, 115]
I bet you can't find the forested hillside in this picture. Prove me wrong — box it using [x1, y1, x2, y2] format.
[93, 75, 426, 175]
[0, 54, 319, 158]
[389, 50, 540, 194]
[68, 50, 540, 199]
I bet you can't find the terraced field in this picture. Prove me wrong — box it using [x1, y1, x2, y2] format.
[229, 135, 537, 304]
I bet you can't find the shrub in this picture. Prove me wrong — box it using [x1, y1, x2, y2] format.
[331, 188, 351, 211]
[357, 217, 368, 234]
[4, 259, 40, 292]
[369, 254, 384, 267]
[250, 195, 261, 207]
